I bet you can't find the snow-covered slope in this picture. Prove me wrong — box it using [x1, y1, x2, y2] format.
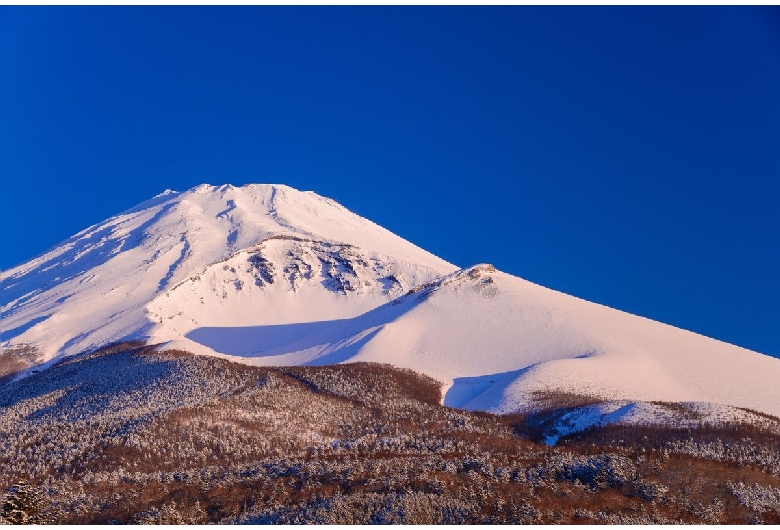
[3, 183, 780, 427]
[1, 184, 454, 362]
[147, 234, 446, 355]
[234, 264, 780, 419]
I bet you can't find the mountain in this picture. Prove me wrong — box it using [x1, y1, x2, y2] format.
[1, 184, 453, 362]
[3, 183, 780, 432]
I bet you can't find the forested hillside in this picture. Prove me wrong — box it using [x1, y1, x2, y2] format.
[2, 343, 780, 524]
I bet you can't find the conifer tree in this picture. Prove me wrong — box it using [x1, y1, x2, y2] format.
[0, 481, 50, 524]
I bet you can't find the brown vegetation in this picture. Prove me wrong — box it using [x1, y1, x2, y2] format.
[0, 344, 41, 385]
[2, 342, 780, 524]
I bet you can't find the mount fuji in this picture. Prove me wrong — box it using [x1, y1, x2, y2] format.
[3, 183, 779, 434]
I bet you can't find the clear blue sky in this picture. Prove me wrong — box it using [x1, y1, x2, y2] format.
[2, 7, 779, 357]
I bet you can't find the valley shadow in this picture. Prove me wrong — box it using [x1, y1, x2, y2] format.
[186, 319, 353, 356]
[186, 287, 427, 358]
[2, 315, 51, 342]
[444, 365, 540, 411]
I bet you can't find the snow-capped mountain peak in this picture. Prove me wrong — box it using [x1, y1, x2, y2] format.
[1, 183, 454, 362]
[3, 183, 780, 431]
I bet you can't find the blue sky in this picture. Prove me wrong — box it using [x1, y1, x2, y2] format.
[2, 6, 779, 357]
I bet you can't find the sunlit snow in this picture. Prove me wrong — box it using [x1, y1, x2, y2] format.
[3, 183, 780, 428]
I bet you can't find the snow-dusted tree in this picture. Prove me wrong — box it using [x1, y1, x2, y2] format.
[0, 481, 50, 524]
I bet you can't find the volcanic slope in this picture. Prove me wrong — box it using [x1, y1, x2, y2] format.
[237, 263, 780, 422]
[3, 183, 780, 427]
[0, 184, 454, 364]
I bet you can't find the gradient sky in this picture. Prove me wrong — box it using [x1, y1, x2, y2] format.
[1, 7, 779, 358]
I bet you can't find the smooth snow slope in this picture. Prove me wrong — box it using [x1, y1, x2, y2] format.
[3, 183, 780, 421]
[1, 184, 455, 361]
[240, 264, 780, 418]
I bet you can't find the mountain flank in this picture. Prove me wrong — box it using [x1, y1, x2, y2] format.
[3, 183, 780, 523]
[3, 183, 780, 432]
[2, 342, 780, 524]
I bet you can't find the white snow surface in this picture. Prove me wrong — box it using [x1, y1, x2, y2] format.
[1, 183, 453, 361]
[3, 183, 780, 423]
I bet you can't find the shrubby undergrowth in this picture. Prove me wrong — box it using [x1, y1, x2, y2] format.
[1, 342, 780, 524]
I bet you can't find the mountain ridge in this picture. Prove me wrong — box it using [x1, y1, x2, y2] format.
[2, 183, 779, 432]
